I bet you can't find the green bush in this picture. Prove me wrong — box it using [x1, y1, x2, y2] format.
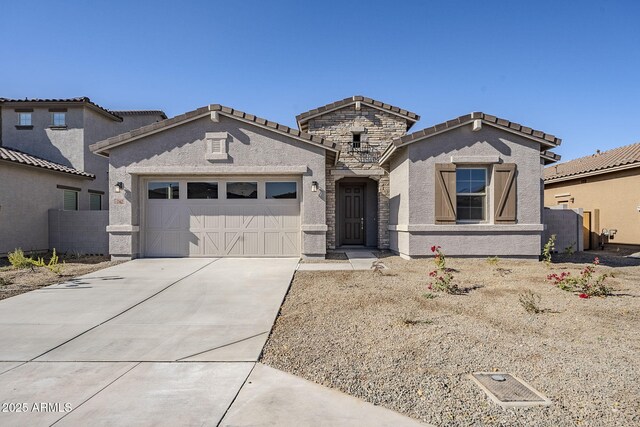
[8, 249, 34, 269]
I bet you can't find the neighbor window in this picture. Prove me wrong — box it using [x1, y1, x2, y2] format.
[187, 182, 218, 199]
[456, 168, 486, 221]
[266, 182, 297, 199]
[63, 190, 78, 211]
[148, 182, 179, 199]
[52, 112, 66, 127]
[18, 112, 32, 126]
[90, 193, 102, 210]
[227, 182, 257, 199]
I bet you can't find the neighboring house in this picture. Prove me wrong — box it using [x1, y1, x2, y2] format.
[544, 142, 640, 248]
[90, 96, 561, 260]
[0, 97, 165, 255]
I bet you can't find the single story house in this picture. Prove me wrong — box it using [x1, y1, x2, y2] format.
[90, 97, 561, 260]
[544, 142, 640, 248]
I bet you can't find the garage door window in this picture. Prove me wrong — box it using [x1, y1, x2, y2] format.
[187, 182, 218, 199]
[266, 182, 297, 199]
[148, 182, 179, 199]
[227, 182, 257, 199]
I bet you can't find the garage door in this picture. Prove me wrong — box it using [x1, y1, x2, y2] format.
[144, 178, 300, 257]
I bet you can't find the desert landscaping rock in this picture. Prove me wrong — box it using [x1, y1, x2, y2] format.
[262, 253, 640, 426]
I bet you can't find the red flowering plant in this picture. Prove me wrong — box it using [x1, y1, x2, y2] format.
[547, 257, 612, 298]
[428, 246, 459, 294]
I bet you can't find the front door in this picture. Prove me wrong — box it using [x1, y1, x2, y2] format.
[341, 184, 365, 245]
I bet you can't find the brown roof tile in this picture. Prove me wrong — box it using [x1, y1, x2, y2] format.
[394, 112, 562, 147]
[544, 142, 640, 181]
[296, 95, 420, 131]
[0, 147, 95, 178]
[110, 110, 168, 119]
[90, 104, 338, 155]
[0, 97, 123, 121]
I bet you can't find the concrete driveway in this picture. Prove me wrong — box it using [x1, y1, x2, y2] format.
[0, 258, 427, 426]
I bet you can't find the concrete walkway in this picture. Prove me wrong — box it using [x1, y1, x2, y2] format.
[0, 258, 423, 426]
[297, 250, 383, 271]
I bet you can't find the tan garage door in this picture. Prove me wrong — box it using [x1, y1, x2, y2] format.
[144, 178, 300, 257]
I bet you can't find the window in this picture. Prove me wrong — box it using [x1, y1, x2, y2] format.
[52, 112, 66, 127]
[63, 190, 78, 211]
[456, 168, 486, 221]
[266, 182, 297, 199]
[148, 182, 179, 199]
[18, 112, 32, 126]
[227, 182, 257, 199]
[90, 193, 102, 210]
[352, 132, 361, 149]
[187, 182, 218, 199]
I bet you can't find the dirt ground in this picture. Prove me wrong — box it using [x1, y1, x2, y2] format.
[0, 253, 119, 300]
[262, 251, 640, 426]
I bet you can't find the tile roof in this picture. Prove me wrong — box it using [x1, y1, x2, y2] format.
[544, 142, 640, 182]
[0, 146, 95, 178]
[394, 112, 562, 147]
[296, 95, 420, 131]
[0, 97, 124, 121]
[111, 110, 168, 119]
[90, 104, 338, 155]
[380, 112, 561, 166]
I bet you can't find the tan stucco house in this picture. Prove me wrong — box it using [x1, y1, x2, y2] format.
[544, 143, 640, 248]
[0, 97, 165, 255]
[89, 96, 561, 260]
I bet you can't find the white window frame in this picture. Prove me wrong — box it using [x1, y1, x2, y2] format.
[455, 167, 488, 223]
[51, 112, 66, 127]
[18, 112, 32, 126]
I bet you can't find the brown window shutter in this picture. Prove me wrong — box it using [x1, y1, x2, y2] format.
[435, 163, 457, 223]
[494, 163, 517, 223]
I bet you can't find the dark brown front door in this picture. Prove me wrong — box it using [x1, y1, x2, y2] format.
[341, 184, 365, 245]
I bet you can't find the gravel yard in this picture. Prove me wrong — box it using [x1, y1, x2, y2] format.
[0, 254, 119, 300]
[261, 252, 640, 426]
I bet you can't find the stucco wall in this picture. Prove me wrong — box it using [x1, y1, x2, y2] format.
[543, 206, 584, 253]
[106, 114, 327, 259]
[306, 105, 409, 249]
[1, 106, 85, 169]
[0, 163, 94, 255]
[388, 124, 545, 258]
[544, 167, 640, 245]
[49, 210, 109, 255]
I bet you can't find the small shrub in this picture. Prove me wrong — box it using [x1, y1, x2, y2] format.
[541, 235, 556, 266]
[8, 249, 34, 269]
[7, 248, 64, 275]
[428, 246, 459, 294]
[422, 292, 437, 299]
[46, 249, 64, 275]
[518, 290, 542, 313]
[563, 243, 576, 255]
[486, 256, 499, 266]
[0, 277, 11, 286]
[547, 257, 612, 298]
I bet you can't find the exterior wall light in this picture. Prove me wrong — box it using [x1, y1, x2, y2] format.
[114, 182, 124, 193]
[311, 181, 319, 192]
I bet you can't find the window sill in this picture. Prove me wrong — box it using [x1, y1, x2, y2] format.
[15, 125, 33, 130]
[49, 126, 68, 130]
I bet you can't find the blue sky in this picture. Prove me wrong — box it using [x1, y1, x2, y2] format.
[2, 0, 639, 161]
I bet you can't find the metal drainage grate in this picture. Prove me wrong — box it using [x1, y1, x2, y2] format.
[470, 372, 551, 408]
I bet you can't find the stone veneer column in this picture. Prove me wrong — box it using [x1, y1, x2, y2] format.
[325, 164, 337, 249]
[377, 173, 390, 249]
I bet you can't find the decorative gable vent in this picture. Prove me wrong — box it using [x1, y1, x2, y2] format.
[205, 131, 229, 161]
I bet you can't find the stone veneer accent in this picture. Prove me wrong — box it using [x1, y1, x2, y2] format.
[306, 105, 409, 249]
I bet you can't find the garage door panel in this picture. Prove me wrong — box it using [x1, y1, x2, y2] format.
[145, 179, 300, 257]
